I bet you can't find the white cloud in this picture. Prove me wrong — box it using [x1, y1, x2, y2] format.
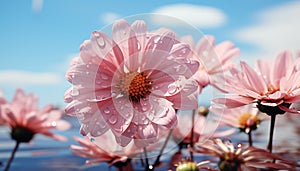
[100, 12, 121, 25]
[32, 0, 43, 13]
[0, 70, 62, 85]
[151, 4, 226, 28]
[235, 1, 300, 64]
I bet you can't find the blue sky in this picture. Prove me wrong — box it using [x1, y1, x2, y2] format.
[0, 0, 299, 107]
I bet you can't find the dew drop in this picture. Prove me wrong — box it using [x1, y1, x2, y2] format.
[90, 138, 95, 142]
[103, 108, 111, 114]
[51, 121, 57, 127]
[71, 89, 79, 96]
[96, 35, 106, 48]
[143, 118, 149, 125]
[86, 71, 90, 75]
[137, 42, 141, 51]
[168, 84, 178, 95]
[100, 73, 109, 80]
[109, 115, 118, 124]
[86, 64, 90, 68]
[142, 106, 148, 112]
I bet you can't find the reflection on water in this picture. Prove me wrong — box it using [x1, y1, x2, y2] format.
[0, 113, 299, 171]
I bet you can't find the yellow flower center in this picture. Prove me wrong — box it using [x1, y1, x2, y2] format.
[238, 113, 258, 128]
[118, 71, 152, 102]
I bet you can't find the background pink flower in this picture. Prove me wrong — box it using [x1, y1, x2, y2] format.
[181, 35, 240, 91]
[213, 51, 300, 114]
[65, 19, 199, 147]
[1, 89, 71, 142]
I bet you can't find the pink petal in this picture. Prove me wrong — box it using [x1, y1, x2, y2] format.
[271, 51, 292, 86]
[212, 96, 253, 108]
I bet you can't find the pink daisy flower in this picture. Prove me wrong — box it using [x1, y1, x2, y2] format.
[1, 88, 71, 142]
[181, 35, 240, 91]
[194, 138, 296, 171]
[213, 51, 300, 115]
[65, 19, 199, 147]
[70, 131, 141, 169]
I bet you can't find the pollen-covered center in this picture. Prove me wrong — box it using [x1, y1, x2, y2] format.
[238, 113, 259, 132]
[118, 71, 152, 102]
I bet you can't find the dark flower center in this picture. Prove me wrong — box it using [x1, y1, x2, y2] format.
[256, 102, 291, 115]
[11, 126, 35, 143]
[118, 71, 152, 102]
[218, 153, 241, 171]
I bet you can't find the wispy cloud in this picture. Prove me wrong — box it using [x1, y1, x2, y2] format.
[0, 70, 62, 86]
[100, 12, 121, 25]
[151, 4, 226, 28]
[32, 0, 43, 13]
[235, 1, 300, 63]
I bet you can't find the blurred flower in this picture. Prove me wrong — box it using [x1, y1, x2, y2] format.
[181, 35, 240, 91]
[0, 89, 7, 125]
[194, 138, 296, 171]
[65, 19, 199, 147]
[213, 51, 300, 115]
[172, 108, 234, 149]
[210, 104, 267, 134]
[70, 131, 142, 170]
[0, 88, 70, 142]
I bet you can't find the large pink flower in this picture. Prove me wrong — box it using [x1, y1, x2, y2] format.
[213, 51, 300, 114]
[65, 19, 199, 147]
[181, 35, 240, 90]
[0, 89, 71, 142]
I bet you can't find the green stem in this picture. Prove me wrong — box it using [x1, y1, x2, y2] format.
[267, 114, 276, 153]
[4, 141, 20, 171]
[153, 129, 173, 167]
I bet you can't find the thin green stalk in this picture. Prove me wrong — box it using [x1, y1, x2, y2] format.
[267, 114, 276, 153]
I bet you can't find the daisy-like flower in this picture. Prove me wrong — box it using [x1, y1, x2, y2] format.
[65, 19, 199, 147]
[1, 89, 71, 142]
[181, 35, 240, 91]
[211, 105, 267, 133]
[194, 138, 296, 171]
[213, 51, 300, 115]
[0, 89, 71, 171]
[70, 131, 141, 170]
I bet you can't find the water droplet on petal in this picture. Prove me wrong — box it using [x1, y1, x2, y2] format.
[51, 121, 57, 127]
[103, 108, 110, 114]
[96, 35, 106, 48]
[86, 64, 90, 68]
[71, 89, 79, 96]
[109, 115, 118, 124]
[142, 106, 148, 112]
[100, 73, 109, 80]
[90, 138, 95, 142]
[143, 119, 149, 124]
[168, 84, 178, 95]
[137, 42, 141, 51]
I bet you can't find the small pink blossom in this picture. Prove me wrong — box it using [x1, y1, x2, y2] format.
[0, 89, 71, 142]
[65, 19, 199, 147]
[213, 51, 300, 114]
[210, 104, 267, 134]
[181, 35, 240, 90]
[0, 89, 7, 125]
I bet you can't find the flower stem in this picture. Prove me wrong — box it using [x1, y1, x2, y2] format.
[153, 128, 173, 167]
[4, 141, 20, 171]
[267, 114, 276, 153]
[248, 130, 252, 146]
[143, 147, 151, 171]
[190, 109, 196, 161]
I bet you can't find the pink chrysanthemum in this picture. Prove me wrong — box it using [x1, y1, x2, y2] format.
[194, 138, 296, 171]
[0, 89, 71, 142]
[65, 19, 199, 147]
[181, 35, 240, 90]
[213, 51, 300, 115]
[70, 131, 141, 168]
